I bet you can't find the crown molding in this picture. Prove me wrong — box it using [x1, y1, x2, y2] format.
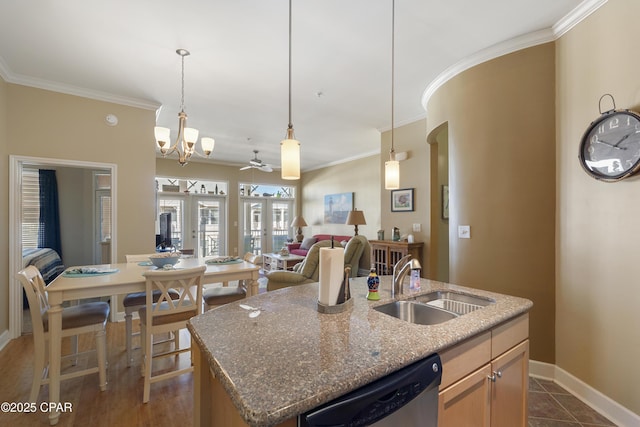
[421, 0, 608, 114]
[553, 0, 608, 38]
[0, 60, 160, 111]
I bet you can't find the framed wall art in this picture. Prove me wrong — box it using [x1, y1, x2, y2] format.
[324, 192, 354, 224]
[391, 188, 414, 212]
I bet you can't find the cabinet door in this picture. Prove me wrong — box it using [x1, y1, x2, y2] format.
[438, 364, 491, 427]
[491, 340, 529, 427]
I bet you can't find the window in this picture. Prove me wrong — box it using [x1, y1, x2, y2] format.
[21, 167, 39, 249]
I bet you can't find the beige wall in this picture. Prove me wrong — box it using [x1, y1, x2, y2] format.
[0, 76, 8, 334]
[556, 0, 640, 414]
[156, 158, 299, 256]
[4, 84, 157, 263]
[380, 120, 431, 273]
[426, 43, 557, 363]
[301, 155, 381, 242]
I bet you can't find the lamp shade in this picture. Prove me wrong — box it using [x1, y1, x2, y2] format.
[154, 126, 171, 146]
[200, 137, 215, 155]
[290, 216, 307, 227]
[346, 210, 366, 226]
[385, 159, 400, 190]
[281, 136, 300, 180]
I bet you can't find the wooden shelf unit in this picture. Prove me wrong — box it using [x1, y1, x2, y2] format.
[369, 240, 424, 275]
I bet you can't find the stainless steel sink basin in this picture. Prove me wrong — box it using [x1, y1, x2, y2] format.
[412, 291, 494, 315]
[374, 300, 458, 325]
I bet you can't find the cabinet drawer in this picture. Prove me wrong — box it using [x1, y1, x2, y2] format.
[491, 313, 528, 359]
[440, 331, 491, 389]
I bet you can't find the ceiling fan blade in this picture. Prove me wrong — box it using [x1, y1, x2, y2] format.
[261, 165, 273, 173]
[239, 165, 252, 171]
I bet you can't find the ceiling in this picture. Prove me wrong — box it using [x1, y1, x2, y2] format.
[0, 0, 589, 172]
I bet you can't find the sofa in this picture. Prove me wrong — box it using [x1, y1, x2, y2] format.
[267, 235, 371, 292]
[287, 234, 353, 257]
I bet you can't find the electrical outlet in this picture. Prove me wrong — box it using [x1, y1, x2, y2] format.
[412, 223, 421, 232]
[458, 225, 471, 239]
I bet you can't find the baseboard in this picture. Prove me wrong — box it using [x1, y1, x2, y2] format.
[530, 360, 640, 427]
[0, 329, 10, 353]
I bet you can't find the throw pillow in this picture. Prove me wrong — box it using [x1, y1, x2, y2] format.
[300, 237, 317, 251]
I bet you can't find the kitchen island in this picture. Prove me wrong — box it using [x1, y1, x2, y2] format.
[187, 276, 533, 427]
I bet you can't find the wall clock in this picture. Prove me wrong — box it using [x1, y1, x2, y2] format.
[579, 95, 640, 182]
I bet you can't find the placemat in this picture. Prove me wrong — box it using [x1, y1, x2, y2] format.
[62, 268, 120, 277]
[205, 257, 243, 265]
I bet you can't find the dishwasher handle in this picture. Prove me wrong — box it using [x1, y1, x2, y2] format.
[301, 353, 442, 427]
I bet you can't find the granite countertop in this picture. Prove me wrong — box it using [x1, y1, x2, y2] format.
[188, 276, 533, 427]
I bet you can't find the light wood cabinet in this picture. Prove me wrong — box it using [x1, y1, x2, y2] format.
[370, 240, 424, 275]
[438, 314, 529, 427]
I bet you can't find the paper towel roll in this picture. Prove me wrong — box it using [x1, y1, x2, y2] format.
[318, 247, 344, 306]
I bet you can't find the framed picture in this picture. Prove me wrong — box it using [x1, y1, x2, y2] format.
[391, 188, 414, 212]
[324, 192, 354, 224]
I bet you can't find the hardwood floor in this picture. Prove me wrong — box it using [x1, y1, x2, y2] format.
[0, 321, 194, 426]
[1, 313, 616, 427]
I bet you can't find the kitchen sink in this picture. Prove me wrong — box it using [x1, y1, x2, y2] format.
[373, 300, 458, 325]
[412, 291, 494, 315]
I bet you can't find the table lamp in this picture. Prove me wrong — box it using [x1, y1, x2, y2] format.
[291, 216, 308, 242]
[346, 209, 366, 236]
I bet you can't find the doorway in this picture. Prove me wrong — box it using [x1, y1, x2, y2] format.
[9, 155, 117, 338]
[240, 198, 294, 255]
[427, 124, 450, 283]
[157, 194, 227, 257]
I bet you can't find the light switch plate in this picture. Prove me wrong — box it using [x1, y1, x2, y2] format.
[458, 225, 471, 239]
[412, 223, 421, 232]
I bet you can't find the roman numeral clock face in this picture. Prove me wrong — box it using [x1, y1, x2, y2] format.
[579, 110, 640, 182]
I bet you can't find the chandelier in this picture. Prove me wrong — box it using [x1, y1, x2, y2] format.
[154, 49, 214, 166]
[280, 0, 301, 180]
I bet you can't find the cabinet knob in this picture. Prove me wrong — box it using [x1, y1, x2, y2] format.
[488, 371, 502, 382]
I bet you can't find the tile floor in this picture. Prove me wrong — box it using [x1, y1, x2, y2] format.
[529, 377, 616, 427]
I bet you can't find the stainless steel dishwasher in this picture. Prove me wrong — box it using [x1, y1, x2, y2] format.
[299, 353, 442, 427]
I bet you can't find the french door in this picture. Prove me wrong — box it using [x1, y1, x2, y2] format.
[240, 198, 293, 255]
[158, 194, 226, 257]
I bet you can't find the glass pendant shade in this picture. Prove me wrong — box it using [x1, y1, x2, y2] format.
[200, 137, 215, 155]
[281, 128, 300, 180]
[385, 158, 400, 190]
[154, 126, 171, 151]
[184, 127, 199, 144]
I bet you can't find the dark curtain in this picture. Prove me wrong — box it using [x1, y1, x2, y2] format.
[38, 169, 62, 257]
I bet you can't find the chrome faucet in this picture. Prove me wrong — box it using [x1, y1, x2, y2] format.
[392, 254, 422, 298]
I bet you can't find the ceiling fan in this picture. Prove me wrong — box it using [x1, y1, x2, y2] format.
[239, 150, 273, 172]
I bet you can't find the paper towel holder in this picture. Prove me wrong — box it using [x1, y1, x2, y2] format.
[317, 297, 353, 314]
[317, 267, 353, 314]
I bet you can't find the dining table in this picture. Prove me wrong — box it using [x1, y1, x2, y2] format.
[43, 256, 261, 425]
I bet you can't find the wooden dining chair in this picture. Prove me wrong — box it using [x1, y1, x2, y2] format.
[16, 266, 109, 402]
[202, 252, 257, 311]
[139, 265, 205, 403]
[123, 254, 180, 367]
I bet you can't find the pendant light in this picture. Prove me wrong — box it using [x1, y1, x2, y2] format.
[281, 0, 301, 180]
[385, 0, 400, 190]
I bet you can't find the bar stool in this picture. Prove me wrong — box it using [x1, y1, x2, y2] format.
[16, 266, 109, 402]
[123, 254, 180, 366]
[139, 266, 205, 402]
